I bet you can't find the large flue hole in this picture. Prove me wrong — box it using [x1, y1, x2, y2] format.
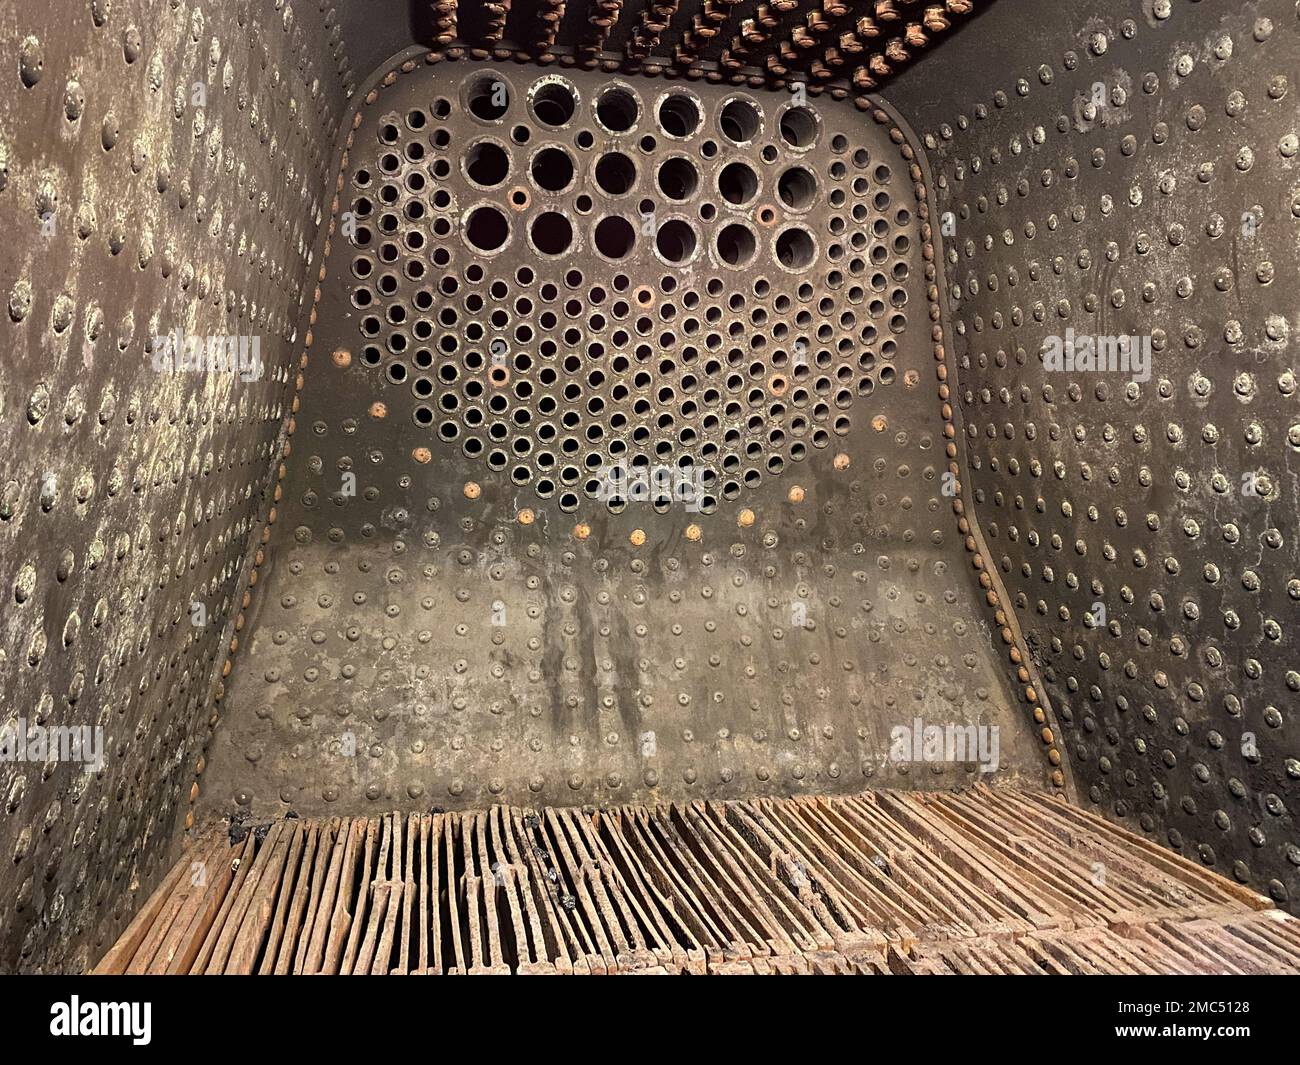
[779, 106, 817, 148]
[775, 226, 815, 268]
[466, 206, 509, 251]
[718, 161, 759, 205]
[467, 75, 509, 121]
[719, 98, 761, 143]
[656, 157, 698, 201]
[594, 216, 636, 259]
[531, 146, 575, 191]
[596, 87, 639, 132]
[531, 211, 574, 255]
[658, 94, 701, 138]
[777, 165, 817, 210]
[656, 219, 697, 262]
[595, 152, 636, 195]
[531, 81, 577, 127]
[466, 141, 510, 187]
[717, 223, 757, 266]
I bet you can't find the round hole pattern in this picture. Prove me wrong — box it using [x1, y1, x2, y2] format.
[346, 72, 910, 510]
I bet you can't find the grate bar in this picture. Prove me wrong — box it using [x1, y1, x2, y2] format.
[97, 786, 1299, 975]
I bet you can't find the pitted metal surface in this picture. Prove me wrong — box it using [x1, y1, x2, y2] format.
[0, 1, 348, 972]
[197, 59, 1049, 822]
[889, 0, 1300, 907]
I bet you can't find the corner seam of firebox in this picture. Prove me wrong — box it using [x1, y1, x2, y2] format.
[864, 91, 1076, 803]
[176, 44, 438, 848]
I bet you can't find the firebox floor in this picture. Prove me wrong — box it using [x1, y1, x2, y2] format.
[99, 786, 1298, 975]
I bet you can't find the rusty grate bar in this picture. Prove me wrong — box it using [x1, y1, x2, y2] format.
[95, 786, 1299, 975]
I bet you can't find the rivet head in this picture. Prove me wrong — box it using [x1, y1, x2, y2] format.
[463, 481, 481, 500]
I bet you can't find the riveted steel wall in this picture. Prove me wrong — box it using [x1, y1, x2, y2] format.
[889, 0, 1300, 908]
[0, 0, 350, 972]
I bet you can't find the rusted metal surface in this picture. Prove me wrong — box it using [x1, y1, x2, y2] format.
[355, 0, 987, 91]
[96, 785, 1300, 974]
